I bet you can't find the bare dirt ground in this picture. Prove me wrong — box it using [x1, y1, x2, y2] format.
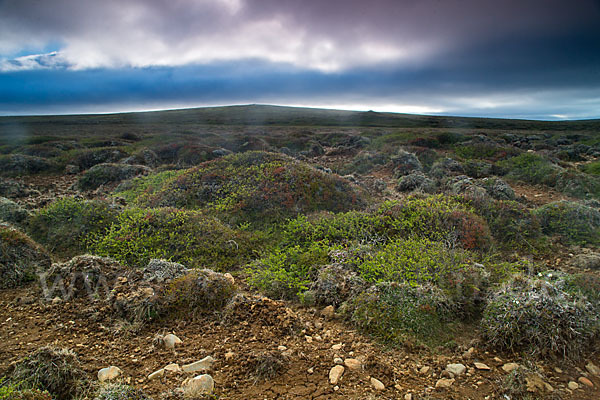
[1, 283, 599, 400]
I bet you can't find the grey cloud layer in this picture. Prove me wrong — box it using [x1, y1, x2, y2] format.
[1, 0, 598, 70]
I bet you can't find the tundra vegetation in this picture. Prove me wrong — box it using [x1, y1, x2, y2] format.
[1, 105, 600, 398]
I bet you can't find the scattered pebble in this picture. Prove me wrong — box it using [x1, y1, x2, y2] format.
[329, 365, 345, 385]
[371, 377, 385, 391]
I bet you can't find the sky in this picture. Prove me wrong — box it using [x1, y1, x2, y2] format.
[1, 0, 599, 119]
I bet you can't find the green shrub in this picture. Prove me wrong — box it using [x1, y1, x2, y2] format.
[8, 346, 88, 400]
[498, 153, 559, 186]
[28, 197, 119, 258]
[247, 242, 331, 300]
[349, 282, 454, 346]
[0, 379, 51, 400]
[77, 163, 150, 190]
[469, 198, 543, 250]
[481, 276, 599, 359]
[582, 160, 600, 175]
[0, 224, 51, 289]
[89, 207, 259, 270]
[0, 197, 30, 227]
[554, 169, 600, 199]
[283, 195, 492, 251]
[454, 143, 501, 160]
[116, 151, 366, 226]
[0, 154, 56, 176]
[533, 201, 600, 245]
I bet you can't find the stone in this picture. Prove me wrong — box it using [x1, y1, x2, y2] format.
[474, 362, 491, 371]
[578, 376, 594, 388]
[344, 358, 362, 371]
[277, 345, 287, 351]
[404, 394, 413, 400]
[371, 377, 385, 391]
[305, 335, 313, 343]
[164, 363, 181, 372]
[502, 363, 519, 373]
[321, 305, 335, 319]
[163, 333, 182, 350]
[98, 366, 122, 382]
[435, 378, 455, 389]
[462, 347, 475, 359]
[334, 357, 344, 365]
[148, 368, 165, 380]
[182, 356, 215, 373]
[568, 381, 579, 390]
[183, 374, 214, 397]
[223, 272, 235, 285]
[225, 351, 235, 361]
[586, 362, 600, 376]
[446, 363, 466, 376]
[419, 366, 431, 374]
[329, 365, 345, 385]
[331, 343, 343, 351]
[526, 374, 553, 393]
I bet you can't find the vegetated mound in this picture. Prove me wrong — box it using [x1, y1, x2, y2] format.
[116, 151, 367, 225]
[0, 197, 30, 227]
[77, 163, 151, 190]
[0, 154, 56, 176]
[44, 254, 238, 324]
[28, 197, 120, 259]
[533, 200, 600, 245]
[88, 207, 260, 270]
[481, 275, 599, 360]
[0, 224, 51, 289]
[5, 346, 87, 400]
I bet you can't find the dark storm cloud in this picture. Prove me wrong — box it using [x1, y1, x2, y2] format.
[0, 0, 599, 118]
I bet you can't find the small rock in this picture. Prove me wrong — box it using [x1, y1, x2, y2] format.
[586, 362, 600, 376]
[164, 363, 181, 372]
[307, 367, 314, 374]
[321, 305, 335, 319]
[441, 370, 455, 379]
[224, 351, 235, 361]
[331, 343, 343, 350]
[568, 381, 579, 390]
[404, 394, 412, 400]
[98, 366, 122, 382]
[148, 368, 165, 380]
[223, 272, 235, 285]
[526, 374, 553, 393]
[462, 347, 475, 359]
[435, 378, 455, 389]
[329, 365, 345, 385]
[277, 345, 287, 351]
[474, 362, 491, 371]
[182, 356, 215, 373]
[52, 296, 62, 305]
[578, 376, 594, 388]
[554, 367, 563, 374]
[344, 358, 361, 371]
[371, 377, 385, 391]
[334, 357, 344, 365]
[446, 363, 466, 376]
[183, 374, 214, 396]
[163, 333, 182, 350]
[419, 366, 431, 374]
[305, 335, 313, 343]
[502, 363, 519, 373]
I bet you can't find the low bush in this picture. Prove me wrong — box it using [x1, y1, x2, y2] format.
[28, 197, 119, 258]
[77, 163, 151, 190]
[0, 224, 51, 289]
[498, 153, 559, 186]
[0, 197, 30, 227]
[533, 201, 600, 245]
[481, 276, 599, 359]
[470, 198, 543, 250]
[348, 282, 454, 346]
[153, 269, 237, 318]
[116, 151, 366, 226]
[247, 242, 331, 300]
[0, 154, 56, 176]
[0, 380, 51, 400]
[582, 160, 600, 175]
[8, 346, 88, 400]
[68, 148, 128, 170]
[89, 207, 259, 270]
